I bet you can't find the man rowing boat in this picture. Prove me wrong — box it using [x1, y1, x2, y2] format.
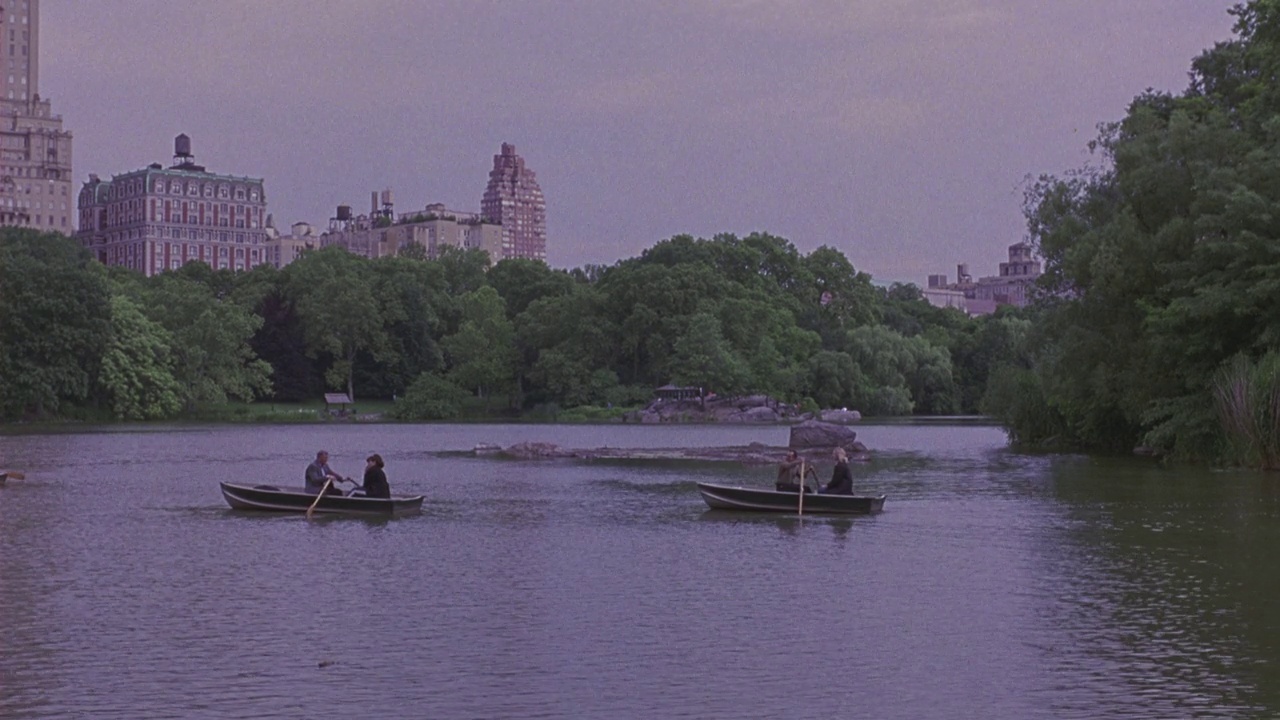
[775, 450, 813, 493]
[305, 451, 348, 495]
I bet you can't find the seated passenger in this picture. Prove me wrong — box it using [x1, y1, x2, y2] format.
[360, 453, 391, 499]
[821, 447, 854, 495]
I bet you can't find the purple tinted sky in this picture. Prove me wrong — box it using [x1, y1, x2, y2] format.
[44, 1, 1237, 283]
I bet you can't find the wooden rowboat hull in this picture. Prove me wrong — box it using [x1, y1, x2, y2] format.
[697, 482, 885, 515]
[219, 482, 423, 517]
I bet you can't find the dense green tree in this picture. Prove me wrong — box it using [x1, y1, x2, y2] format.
[488, 258, 576, 319]
[285, 246, 386, 401]
[249, 289, 319, 402]
[668, 311, 751, 395]
[396, 242, 428, 261]
[805, 350, 862, 410]
[0, 223, 1029, 421]
[434, 246, 491, 299]
[1006, 0, 1280, 460]
[844, 326, 920, 415]
[356, 256, 451, 397]
[443, 286, 517, 406]
[143, 273, 272, 409]
[598, 261, 729, 385]
[949, 310, 1032, 413]
[0, 230, 112, 418]
[99, 294, 183, 420]
[802, 246, 880, 333]
[517, 286, 621, 407]
[391, 372, 469, 420]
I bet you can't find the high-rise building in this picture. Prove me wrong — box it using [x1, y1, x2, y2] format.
[0, 0, 74, 233]
[76, 135, 271, 276]
[481, 142, 545, 261]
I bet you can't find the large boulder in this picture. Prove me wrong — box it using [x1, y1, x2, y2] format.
[789, 420, 858, 449]
[820, 409, 862, 424]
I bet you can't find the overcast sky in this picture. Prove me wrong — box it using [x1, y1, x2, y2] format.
[43, 1, 1238, 283]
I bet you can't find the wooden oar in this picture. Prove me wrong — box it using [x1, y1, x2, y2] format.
[306, 478, 333, 519]
[797, 461, 805, 516]
[2, 470, 25, 480]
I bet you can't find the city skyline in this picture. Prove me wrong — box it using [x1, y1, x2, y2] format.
[45, 1, 1238, 282]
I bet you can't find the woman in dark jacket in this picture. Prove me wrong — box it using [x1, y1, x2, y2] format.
[823, 447, 853, 495]
[361, 453, 391, 499]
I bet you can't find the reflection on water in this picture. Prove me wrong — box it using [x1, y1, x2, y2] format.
[1, 422, 1279, 718]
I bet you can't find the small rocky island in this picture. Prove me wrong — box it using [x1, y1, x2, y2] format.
[474, 419, 869, 466]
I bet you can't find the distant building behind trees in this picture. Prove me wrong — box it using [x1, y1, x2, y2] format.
[75, 136, 545, 273]
[76, 135, 271, 277]
[482, 142, 546, 261]
[308, 142, 546, 265]
[319, 193, 503, 261]
[924, 242, 1042, 315]
[263, 219, 320, 268]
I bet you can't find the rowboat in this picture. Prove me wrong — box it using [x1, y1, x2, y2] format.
[696, 482, 885, 515]
[219, 482, 424, 517]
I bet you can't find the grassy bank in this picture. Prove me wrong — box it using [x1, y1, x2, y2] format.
[179, 399, 638, 424]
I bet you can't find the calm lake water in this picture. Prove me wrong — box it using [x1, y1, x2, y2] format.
[2, 421, 1279, 719]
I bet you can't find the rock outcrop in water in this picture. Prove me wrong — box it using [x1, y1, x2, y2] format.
[789, 420, 866, 452]
[473, 433, 869, 466]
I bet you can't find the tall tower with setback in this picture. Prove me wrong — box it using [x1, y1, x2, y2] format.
[480, 142, 546, 261]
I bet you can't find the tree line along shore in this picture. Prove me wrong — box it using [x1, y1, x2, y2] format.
[4, 2, 1280, 467]
[0, 229, 1027, 432]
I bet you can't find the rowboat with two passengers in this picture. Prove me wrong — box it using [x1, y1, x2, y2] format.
[219, 482, 424, 517]
[696, 482, 885, 515]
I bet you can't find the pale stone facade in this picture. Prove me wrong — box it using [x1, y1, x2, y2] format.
[926, 242, 1042, 315]
[263, 219, 319, 268]
[76, 136, 270, 276]
[321, 198, 502, 262]
[0, 0, 73, 234]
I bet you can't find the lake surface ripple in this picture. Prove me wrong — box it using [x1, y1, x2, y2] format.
[2, 422, 1278, 719]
